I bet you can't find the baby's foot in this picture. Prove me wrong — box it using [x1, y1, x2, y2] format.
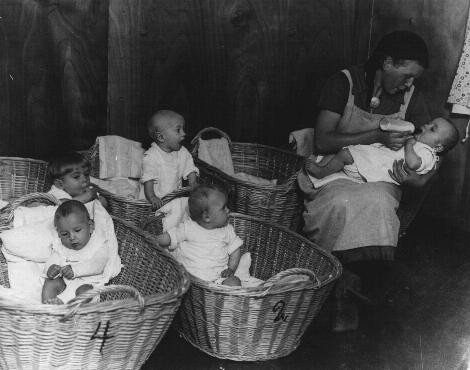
[305, 160, 324, 178]
[45, 297, 64, 305]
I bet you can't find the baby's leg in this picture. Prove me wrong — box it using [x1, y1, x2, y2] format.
[222, 275, 241, 286]
[305, 148, 354, 178]
[42, 277, 66, 304]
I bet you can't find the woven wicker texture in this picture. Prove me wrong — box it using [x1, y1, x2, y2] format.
[0, 157, 49, 201]
[81, 144, 191, 227]
[190, 128, 304, 230]
[0, 193, 190, 370]
[142, 212, 341, 361]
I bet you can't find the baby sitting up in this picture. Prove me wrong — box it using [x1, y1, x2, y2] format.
[155, 184, 242, 286]
[42, 200, 118, 304]
[141, 110, 199, 210]
[306, 117, 459, 184]
[48, 152, 107, 208]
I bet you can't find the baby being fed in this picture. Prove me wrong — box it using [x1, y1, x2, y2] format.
[156, 184, 243, 286]
[306, 117, 459, 184]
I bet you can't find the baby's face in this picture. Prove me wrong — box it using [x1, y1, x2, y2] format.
[156, 118, 186, 152]
[55, 212, 93, 251]
[57, 164, 90, 197]
[206, 190, 230, 229]
[414, 118, 452, 149]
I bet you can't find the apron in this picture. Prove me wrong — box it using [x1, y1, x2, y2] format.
[298, 69, 414, 255]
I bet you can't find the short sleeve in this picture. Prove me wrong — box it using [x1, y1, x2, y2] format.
[415, 144, 437, 174]
[405, 89, 431, 127]
[179, 147, 199, 180]
[225, 225, 243, 255]
[168, 221, 188, 250]
[317, 72, 350, 115]
[141, 150, 161, 184]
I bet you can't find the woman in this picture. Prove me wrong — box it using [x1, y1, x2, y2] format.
[298, 31, 433, 330]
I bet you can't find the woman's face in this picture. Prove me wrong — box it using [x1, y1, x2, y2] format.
[381, 58, 424, 95]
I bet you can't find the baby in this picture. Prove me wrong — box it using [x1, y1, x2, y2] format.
[141, 110, 199, 210]
[42, 200, 118, 304]
[48, 152, 107, 207]
[155, 184, 242, 286]
[306, 117, 459, 184]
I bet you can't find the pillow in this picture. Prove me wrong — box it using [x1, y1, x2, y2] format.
[0, 218, 55, 262]
[13, 205, 57, 228]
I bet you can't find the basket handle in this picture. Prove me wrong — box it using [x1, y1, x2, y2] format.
[61, 285, 145, 322]
[261, 268, 321, 288]
[190, 127, 232, 148]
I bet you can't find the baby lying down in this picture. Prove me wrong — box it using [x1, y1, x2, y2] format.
[155, 184, 261, 287]
[42, 200, 117, 304]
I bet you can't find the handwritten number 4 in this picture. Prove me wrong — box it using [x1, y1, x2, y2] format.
[91, 321, 114, 353]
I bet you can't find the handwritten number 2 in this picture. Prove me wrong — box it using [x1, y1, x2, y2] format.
[273, 300, 288, 322]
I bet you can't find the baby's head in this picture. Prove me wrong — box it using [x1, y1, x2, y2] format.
[147, 110, 186, 153]
[48, 152, 91, 197]
[188, 184, 230, 230]
[414, 117, 459, 154]
[54, 200, 94, 251]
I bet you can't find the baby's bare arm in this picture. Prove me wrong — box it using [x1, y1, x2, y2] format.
[404, 138, 422, 171]
[187, 171, 198, 187]
[143, 180, 163, 210]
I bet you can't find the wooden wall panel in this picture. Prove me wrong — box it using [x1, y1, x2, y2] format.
[371, 0, 470, 230]
[0, 0, 108, 158]
[107, 0, 372, 147]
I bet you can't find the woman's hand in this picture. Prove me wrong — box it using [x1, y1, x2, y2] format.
[389, 159, 428, 187]
[378, 130, 413, 151]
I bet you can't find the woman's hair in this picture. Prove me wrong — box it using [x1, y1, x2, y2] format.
[188, 183, 227, 222]
[48, 152, 90, 181]
[54, 200, 90, 226]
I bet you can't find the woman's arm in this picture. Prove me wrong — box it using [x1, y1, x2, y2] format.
[314, 110, 411, 154]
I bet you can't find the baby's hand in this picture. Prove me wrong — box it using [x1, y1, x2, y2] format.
[47, 264, 62, 279]
[83, 185, 98, 201]
[150, 198, 164, 211]
[406, 137, 417, 145]
[221, 268, 234, 278]
[60, 265, 74, 279]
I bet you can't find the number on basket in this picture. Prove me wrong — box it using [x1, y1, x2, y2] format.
[90, 320, 114, 353]
[273, 300, 288, 322]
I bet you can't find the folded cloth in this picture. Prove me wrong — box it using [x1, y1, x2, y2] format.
[289, 128, 315, 157]
[98, 135, 144, 179]
[234, 172, 277, 186]
[90, 176, 140, 199]
[0, 200, 8, 210]
[197, 137, 235, 175]
[0, 284, 40, 304]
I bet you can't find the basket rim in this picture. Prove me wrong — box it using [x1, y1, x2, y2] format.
[0, 156, 48, 164]
[186, 212, 342, 296]
[0, 194, 190, 316]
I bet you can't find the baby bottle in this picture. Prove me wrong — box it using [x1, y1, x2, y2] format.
[379, 117, 415, 133]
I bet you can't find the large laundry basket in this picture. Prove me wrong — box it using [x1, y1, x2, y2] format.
[191, 128, 304, 230]
[0, 157, 49, 201]
[81, 143, 190, 227]
[0, 193, 190, 370]
[142, 212, 341, 361]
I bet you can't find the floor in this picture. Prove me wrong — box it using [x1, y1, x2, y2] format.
[143, 214, 470, 370]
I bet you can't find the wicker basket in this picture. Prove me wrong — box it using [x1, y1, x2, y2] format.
[0, 193, 190, 370]
[142, 212, 341, 361]
[81, 143, 191, 227]
[190, 128, 304, 230]
[0, 157, 49, 201]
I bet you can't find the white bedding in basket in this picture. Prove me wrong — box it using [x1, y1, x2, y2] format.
[0, 200, 121, 303]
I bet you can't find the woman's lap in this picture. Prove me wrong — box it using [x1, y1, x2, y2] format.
[298, 171, 401, 257]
